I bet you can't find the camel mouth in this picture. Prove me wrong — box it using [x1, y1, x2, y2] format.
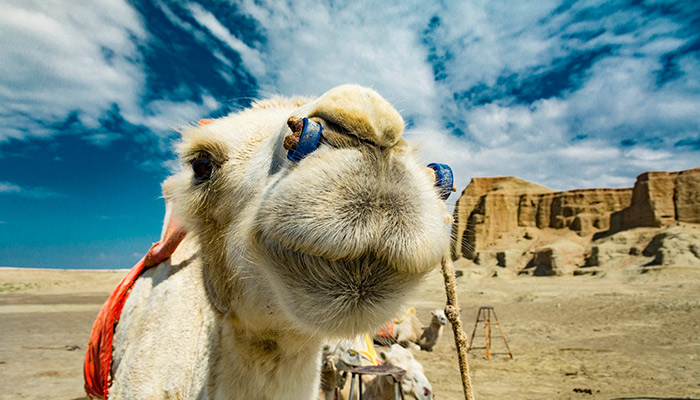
[251, 233, 425, 336]
[247, 131, 449, 335]
[253, 146, 449, 275]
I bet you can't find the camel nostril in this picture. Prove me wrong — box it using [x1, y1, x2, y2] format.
[283, 116, 304, 151]
[287, 116, 305, 134]
[285, 117, 323, 162]
[283, 134, 300, 151]
[426, 163, 454, 201]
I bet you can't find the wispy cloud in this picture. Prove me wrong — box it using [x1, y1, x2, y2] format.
[0, 1, 220, 145]
[0, 181, 63, 199]
[235, 0, 440, 119]
[83, 133, 123, 147]
[185, 2, 265, 77]
[0, 1, 146, 140]
[227, 0, 699, 190]
[0, 182, 20, 194]
[1, 0, 699, 192]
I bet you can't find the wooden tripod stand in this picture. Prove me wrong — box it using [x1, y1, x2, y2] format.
[467, 306, 513, 359]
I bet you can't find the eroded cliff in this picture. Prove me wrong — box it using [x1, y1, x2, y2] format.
[450, 167, 700, 275]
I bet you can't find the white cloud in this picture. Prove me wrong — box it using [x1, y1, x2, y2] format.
[237, 0, 440, 123]
[0, 1, 220, 144]
[128, 94, 220, 135]
[0, 1, 146, 140]
[84, 133, 123, 147]
[0, 181, 63, 199]
[2, 0, 699, 193]
[0, 181, 21, 194]
[231, 0, 700, 194]
[624, 147, 673, 162]
[185, 2, 266, 77]
[557, 143, 621, 161]
[411, 0, 700, 190]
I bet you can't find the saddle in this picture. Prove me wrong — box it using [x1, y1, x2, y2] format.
[83, 218, 185, 398]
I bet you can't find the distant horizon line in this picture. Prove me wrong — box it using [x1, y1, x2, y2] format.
[0, 266, 129, 271]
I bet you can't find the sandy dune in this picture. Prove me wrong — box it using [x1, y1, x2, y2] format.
[1, 265, 699, 399]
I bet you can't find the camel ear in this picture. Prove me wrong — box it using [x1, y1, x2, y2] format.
[144, 179, 188, 268]
[145, 210, 187, 268]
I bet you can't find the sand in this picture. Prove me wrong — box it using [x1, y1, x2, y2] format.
[1, 265, 699, 399]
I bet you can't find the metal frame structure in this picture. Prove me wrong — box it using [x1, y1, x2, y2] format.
[346, 365, 406, 400]
[467, 306, 513, 359]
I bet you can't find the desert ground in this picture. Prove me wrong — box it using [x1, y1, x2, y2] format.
[1, 264, 699, 400]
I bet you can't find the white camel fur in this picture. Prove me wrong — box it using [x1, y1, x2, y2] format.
[319, 338, 434, 400]
[376, 308, 446, 352]
[417, 309, 447, 352]
[363, 345, 433, 400]
[109, 85, 450, 399]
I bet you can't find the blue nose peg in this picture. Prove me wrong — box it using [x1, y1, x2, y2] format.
[287, 117, 323, 162]
[427, 163, 454, 201]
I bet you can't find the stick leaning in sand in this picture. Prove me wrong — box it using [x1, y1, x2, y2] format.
[441, 253, 476, 400]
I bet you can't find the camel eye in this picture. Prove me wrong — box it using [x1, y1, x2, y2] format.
[192, 155, 213, 182]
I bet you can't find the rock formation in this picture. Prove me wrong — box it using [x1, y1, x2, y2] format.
[451, 167, 700, 275]
[614, 168, 700, 230]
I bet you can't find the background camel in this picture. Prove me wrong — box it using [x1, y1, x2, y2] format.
[107, 85, 451, 399]
[318, 336, 434, 400]
[374, 308, 447, 352]
[417, 309, 447, 351]
[363, 345, 433, 400]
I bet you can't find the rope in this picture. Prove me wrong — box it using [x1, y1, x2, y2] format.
[359, 333, 380, 366]
[441, 253, 476, 400]
[393, 307, 416, 324]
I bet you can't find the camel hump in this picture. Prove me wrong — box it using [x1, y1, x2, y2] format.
[309, 84, 404, 148]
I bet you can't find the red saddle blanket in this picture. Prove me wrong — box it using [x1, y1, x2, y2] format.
[83, 238, 178, 399]
[376, 321, 396, 340]
[83, 255, 149, 398]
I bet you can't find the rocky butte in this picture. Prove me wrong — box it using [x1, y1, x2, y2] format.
[450, 167, 700, 276]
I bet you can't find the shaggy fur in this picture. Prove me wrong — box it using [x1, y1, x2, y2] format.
[109, 85, 450, 399]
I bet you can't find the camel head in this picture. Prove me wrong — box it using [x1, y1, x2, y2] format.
[166, 85, 451, 337]
[379, 344, 434, 400]
[431, 309, 447, 326]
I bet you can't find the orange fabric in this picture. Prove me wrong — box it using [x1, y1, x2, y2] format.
[83, 238, 174, 399]
[198, 118, 214, 126]
[376, 321, 396, 340]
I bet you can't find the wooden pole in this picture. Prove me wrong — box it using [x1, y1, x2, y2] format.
[440, 254, 476, 400]
[492, 308, 514, 359]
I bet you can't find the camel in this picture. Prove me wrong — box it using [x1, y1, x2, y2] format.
[417, 309, 447, 352]
[318, 341, 363, 400]
[374, 308, 446, 352]
[363, 345, 433, 400]
[104, 85, 451, 399]
[319, 337, 434, 400]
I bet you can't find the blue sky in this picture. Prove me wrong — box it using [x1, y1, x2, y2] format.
[1, 0, 699, 269]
